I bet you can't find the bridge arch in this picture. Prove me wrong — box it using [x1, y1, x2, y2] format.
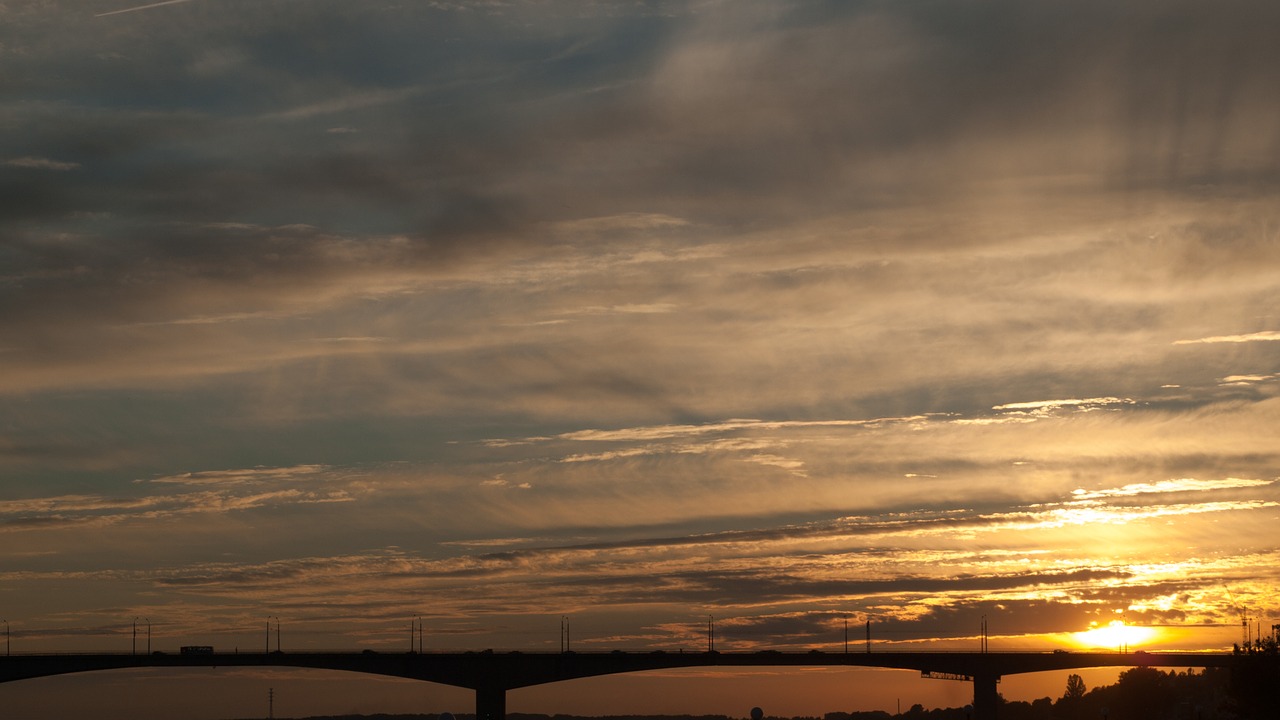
[0, 662, 473, 720]
[0, 650, 1234, 720]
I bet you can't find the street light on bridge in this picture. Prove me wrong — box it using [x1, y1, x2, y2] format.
[129, 617, 152, 655]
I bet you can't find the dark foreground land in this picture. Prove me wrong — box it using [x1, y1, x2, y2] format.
[256, 655, 1280, 720]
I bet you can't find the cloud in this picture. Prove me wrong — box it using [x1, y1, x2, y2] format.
[1175, 331, 1280, 345]
[261, 86, 426, 122]
[546, 418, 930, 444]
[551, 213, 692, 236]
[1220, 374, 1276, 385]
[992, 397, 1137, 412]
[95, 0, 200, 17]
[0, 464, 359, 533]
[2, 471, 1274, 652]
[4, 156, 80, 171]
[1069, 477, 1274, 501]
[128, 310, 299, 327]
[142, 464, 332, 486]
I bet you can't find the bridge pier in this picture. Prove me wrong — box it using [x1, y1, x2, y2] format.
[972, 672, 999, 720]
[476, 684, 506, 720]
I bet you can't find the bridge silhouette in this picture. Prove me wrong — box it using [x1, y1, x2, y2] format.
[0, 650, 1235, 720]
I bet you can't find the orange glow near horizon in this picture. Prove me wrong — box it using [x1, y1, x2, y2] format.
[1069, 620, 1160, 651]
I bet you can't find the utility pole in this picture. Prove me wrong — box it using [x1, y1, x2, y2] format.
[865, 619, 870, 654]
[266, 616, 280, 653]
[132, 617, 138, 655]
[3, 619, 8, 656]
[844, 618, 848, 654]
[146, 618, 151, 654]
[707, 616, 714, 652]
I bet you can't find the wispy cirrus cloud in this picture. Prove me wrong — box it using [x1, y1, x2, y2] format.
[992, 397, 1137, 412]
[1069, 477, 1274, 501]
[261, 86, 427, 122]
[519, 417, 933, 445]
[1174, 330, 1280, 345]
[1220, 373, 1278, 386]
[4, 156, 80, 170]
[13, 474, 1268, 641]
[142, 464, 332, 486]
[95, 0, 200, 17]
[1, 465, 357, 532]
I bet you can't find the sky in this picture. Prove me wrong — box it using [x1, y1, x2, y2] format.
[2, 0, 1280, 717]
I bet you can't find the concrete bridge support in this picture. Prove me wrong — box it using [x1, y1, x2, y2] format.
[972, 673, 999, 720]
[476, 684, 507, 720]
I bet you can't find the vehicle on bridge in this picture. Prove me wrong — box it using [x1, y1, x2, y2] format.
[180, 646, 214, 655]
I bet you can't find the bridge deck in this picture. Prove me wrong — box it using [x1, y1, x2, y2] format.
[0, 649, 1234, 689]
[0, 650, 1237, 720]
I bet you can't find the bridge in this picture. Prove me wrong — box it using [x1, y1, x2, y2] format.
[0, 650, 1235, 720]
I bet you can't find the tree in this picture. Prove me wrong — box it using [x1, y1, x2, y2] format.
[1063, 674, 1086, 702]
[1056, 673, 1088, 720]
[1114, 666, 1171, 719]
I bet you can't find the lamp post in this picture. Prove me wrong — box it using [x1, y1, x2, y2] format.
[145, 618, 151, 654]
[264, 616, 281, 652]
[132, 617, 138, 656]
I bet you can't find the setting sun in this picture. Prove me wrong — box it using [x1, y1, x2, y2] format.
[1071, 620, 1161, 651]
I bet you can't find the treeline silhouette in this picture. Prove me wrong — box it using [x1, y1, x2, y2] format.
[269, 650, 1279, 720]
